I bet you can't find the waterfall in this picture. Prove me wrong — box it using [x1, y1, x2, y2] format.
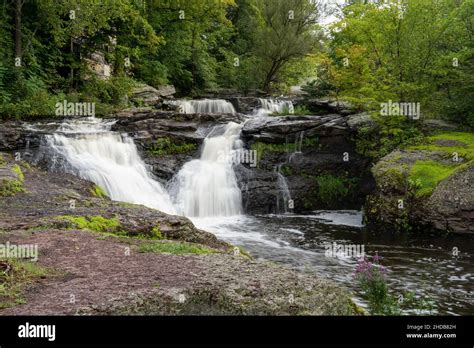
[41, 117, 177, 215]
[255, 98, 294, 116]
[275, 164, 293, 214]
[169, 122, 243, 217]
[288, 131, 304, 163]
[173, 99, 236, 114]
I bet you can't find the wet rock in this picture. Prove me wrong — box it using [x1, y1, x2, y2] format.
[237, 115, 374, 213]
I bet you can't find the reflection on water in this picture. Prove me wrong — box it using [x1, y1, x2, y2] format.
[192, 211, 473, 315]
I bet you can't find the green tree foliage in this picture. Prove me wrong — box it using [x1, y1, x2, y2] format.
[249, 0, 321, 92]
[306, 0, 473, 127]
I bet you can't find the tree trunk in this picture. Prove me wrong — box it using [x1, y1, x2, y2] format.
[14, 0, 22, 62]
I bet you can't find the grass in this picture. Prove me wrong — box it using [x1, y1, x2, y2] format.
[409, 160, 459, 197]
[147, 137, 197, 156]
[0, 259, 52, 309]
[138, 241, 217, 255]
[407, 132, 474, 160]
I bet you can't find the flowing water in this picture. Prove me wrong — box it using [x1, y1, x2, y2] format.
[192, 213, 474, 315]
[255, 98, 294, 117]
[173, 99, 236, 114]
[38, 117, 176, 215]
[36, 100, 473, 315]
[168, 122, 243, 217]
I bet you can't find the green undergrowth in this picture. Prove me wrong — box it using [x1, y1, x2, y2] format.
[314, 174, 356, 206]
[0, 258, 52, 309]
[147, 137, 197, 156]
[251, 137, 320, 163]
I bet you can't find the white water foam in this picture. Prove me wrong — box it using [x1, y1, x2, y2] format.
[44, 117, 177, 215]
[255, 98, 294, 117]
[173, 99, 236, 114]
[169, 122, 243, 217]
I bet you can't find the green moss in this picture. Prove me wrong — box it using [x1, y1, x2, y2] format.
[57, 215, 121, 233]
[406, 132, 474, 160]
[90, 185, 108, 199]
[379, 166, 407, 190]
[0, 179, 24, 197]
[0, 154, 6, 166]
[0, 164, 26, 197]
[409, 160, 458, 197]
[11, 165, 24, 181]
[147, 137, 197, 156]
[0, 259, 52, 309]
[138, 241, 217, 255]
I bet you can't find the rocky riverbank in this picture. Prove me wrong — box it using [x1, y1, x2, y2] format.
[0, 152, 357, 315]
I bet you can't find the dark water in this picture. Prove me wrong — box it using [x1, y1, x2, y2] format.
[192, 211, 474, 315]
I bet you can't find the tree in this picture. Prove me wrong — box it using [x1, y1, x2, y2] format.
[251, 0, 321, 92]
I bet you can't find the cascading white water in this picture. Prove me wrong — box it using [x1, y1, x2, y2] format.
[173, 99, 236, 114]
[43, 117, 177, 215]
[275, 164, 293, 214]
[169, 122, 243, 217]
[255, 98, 294, 116]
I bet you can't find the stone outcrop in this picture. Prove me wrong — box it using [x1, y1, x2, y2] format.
[364, 149, 474, 234]
[129, 85, 176, 106]
[238, 115, 374, 213]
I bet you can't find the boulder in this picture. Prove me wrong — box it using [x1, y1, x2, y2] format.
[364, 146, 474, 234]
[130, 85, 176, 106]
[346, 112, 374, 131]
